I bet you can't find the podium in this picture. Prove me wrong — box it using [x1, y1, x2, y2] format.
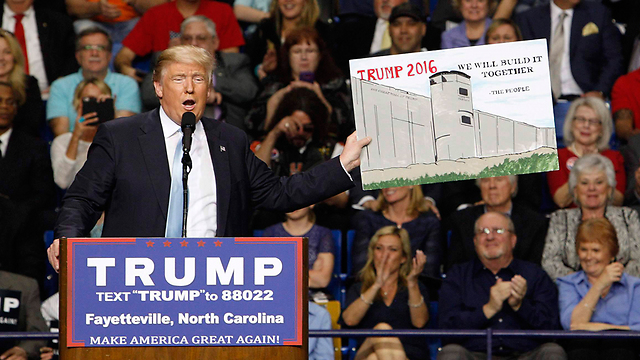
[59, 237, 308, 359]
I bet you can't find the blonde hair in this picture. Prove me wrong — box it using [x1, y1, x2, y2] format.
[152, 45, 214, 86]
[269, 0, 320, 36]
[359, 226, 412, 300]
[72, 78, 112, 111]
[370, 186, 430, 216]
[0, 30, 26, 105]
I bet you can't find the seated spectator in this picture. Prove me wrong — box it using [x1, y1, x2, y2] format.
[441, 0, 495, 49]
[0, 29, 42, 138]
[547, 97, 625, 208]
[50, 78, 112, 190]
[371, 2, 427, 56]
[351, 185, 441, 278]
[115, 0, 244, 82]
[39, 292, 59, 360]
[557, 218, 640, 359]
[247, 27, 352, 141]
[439, 212, 566, 360]
[0, 0, 77, 98]
[334, 0, 408, 74]
[308, 301, 334, 360]
[543, 154, 640, 280]
[264, 205, 335, 299]
[342, 226, 429, 360]
[517, 0, 623, 100]
[0, 271, 47, 360]
[141, 16, 258, 132]
[485, 17, 521, 44]
[446, 176, 548, 271]
[0, 81, 54, 283]
[47, 27, 140, 137]
[245, 0, 331, 78]
[252, 87, 350, 231]
[66, 0, 158, 44]
[611, 67, 640, 142]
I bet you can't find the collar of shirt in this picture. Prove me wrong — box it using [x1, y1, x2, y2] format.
[159, 107, 205, 176]
[472, 256, 517, 278]
[3, 3, 35, 18]
[550, 1, 574, 28]
[483, 203, 513, 216]
[0, 127, 13, 157]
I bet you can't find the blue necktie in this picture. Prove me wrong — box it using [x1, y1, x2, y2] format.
[166, 133, 185, 237]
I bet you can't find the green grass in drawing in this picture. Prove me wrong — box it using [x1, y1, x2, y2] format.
[363, 153, 559, 190]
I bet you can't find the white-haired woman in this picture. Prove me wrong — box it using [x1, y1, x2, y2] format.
[542, 154, 640, 281]
[548, 97, 625, 208]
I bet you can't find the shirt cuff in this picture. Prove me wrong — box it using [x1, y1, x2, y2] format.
[352, 195, 376, 210]
[340, 160, 353, 182]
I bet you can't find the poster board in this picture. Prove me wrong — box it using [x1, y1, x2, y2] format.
[350, 39, 559, 190]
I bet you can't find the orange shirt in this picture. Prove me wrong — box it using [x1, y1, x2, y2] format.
[88, 0, 139, 23]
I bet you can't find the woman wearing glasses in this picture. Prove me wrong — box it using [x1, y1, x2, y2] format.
[547, 97, 625, 208]
[246, 27, 352, 142]
[542, 154, 640, 280]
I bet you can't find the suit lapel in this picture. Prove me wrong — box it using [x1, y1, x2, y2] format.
[569, 4, 585, 61]
[138, 109, 171, 220]
[202, 118, 230, 237]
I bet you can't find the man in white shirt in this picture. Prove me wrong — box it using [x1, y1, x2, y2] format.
[0, 0, 77, 98]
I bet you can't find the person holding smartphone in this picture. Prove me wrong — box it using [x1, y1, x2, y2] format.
[50, 78, 114, 190]
[246, 27, 353, 142]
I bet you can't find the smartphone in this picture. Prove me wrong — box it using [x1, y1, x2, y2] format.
[299, 71, 315, 83]
[82, 97, 115, 126]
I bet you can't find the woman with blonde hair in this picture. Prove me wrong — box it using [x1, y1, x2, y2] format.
[342, 226, 429, 360]
[0, 29, 42, 137]
[351, 185, 442, 278]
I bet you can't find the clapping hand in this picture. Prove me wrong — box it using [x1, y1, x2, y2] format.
[407, 250, 426, 284]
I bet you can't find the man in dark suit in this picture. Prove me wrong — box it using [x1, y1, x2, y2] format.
[48, 45, 370, 271]
[445, 176, 548, 272]
[1, 0, 77, 96]
[517, 0, 624, 99]
[0, 81, 54, 283]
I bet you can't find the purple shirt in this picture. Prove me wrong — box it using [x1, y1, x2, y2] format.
[263, 223, 334, 269]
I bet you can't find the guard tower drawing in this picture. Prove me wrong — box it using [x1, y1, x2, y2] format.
[351, 70, 556, 172]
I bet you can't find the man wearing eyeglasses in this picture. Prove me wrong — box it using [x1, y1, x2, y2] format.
[438, 212, 567, 360]
[46, 27, 141, 137]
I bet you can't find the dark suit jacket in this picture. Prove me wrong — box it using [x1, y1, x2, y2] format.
[0, 129, 54, 281]
[445, 204, 549, 272]
[0, 271, 47, 358]
[334, 14, 377, 75]
[54, 109, 354, 238]
[517, 1, 624, 96]
[0, 5, 78, 85]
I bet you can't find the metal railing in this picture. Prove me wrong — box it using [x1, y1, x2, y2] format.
[308, 329, 640, 360]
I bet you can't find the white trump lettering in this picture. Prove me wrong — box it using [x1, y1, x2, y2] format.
[254, 258, 282, 285]
[87, 258, 115, 286]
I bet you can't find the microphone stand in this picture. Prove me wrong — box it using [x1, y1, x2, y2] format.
[181, 148, 192, 238]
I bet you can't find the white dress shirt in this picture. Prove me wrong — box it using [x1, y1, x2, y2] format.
[160, 107, 218, 237]
[2, 4, 48, 95]
[550, 2, 583, 96]
[0, 127, 11, 157]
[370, 18, 388, 54]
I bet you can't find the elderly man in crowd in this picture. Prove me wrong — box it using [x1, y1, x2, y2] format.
[445, 176, 548, 271]
[142, 15, 258, 131]
[439, 212, 566, 360]
[48, 45, 370, 271]
[47, 27, 140, 137]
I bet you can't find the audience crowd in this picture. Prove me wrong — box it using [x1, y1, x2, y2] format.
[1, 0, 640, 358]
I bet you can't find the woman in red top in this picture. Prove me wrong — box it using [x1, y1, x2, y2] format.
[548, 97, 625, 208]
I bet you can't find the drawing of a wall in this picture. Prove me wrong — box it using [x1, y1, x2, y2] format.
[351, 70, 556, 172]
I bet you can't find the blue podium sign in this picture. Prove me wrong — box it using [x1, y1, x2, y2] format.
[66, 237, 303, 348]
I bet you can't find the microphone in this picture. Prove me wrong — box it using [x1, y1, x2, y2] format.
[181, 112, 196, 154]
